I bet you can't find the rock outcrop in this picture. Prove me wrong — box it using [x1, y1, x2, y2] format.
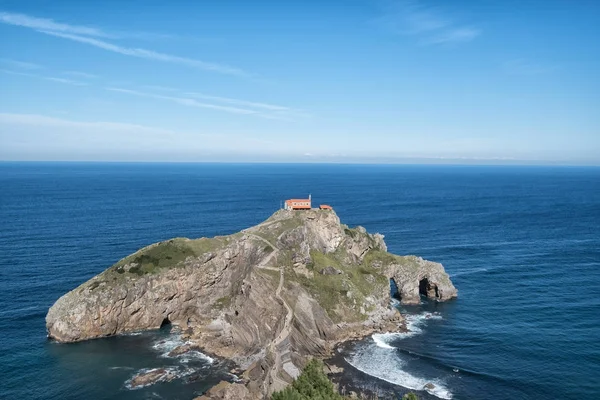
[46, 209, 457, 398]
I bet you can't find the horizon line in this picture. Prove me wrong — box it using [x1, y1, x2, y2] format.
[1, 160, 599, 168]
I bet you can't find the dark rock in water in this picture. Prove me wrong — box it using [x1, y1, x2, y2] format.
[424, 382, 436, 390]
[129, 368, 176, 388]
[320, 266, 342, 275]
[325, 363, 344, 374]
[168, 344, 198, 357]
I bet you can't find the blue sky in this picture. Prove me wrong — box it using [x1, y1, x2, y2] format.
[0, 0, 599, 164]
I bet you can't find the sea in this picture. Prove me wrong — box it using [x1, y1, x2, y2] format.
[1, 162, 599, 400]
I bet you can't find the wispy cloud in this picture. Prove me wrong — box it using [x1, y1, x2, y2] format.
[0, 112, 184, 134]
[63, 70, 98, 79]
[45, 76, 88, 86]
[1, 69, 87, 86]
[374, 1, 481, 45]
[107, 86, 306, 120]
[0, 11, 109, 37]
[136, 84, 295, 112]
[0, 11, 181, 41]
[39, 30, 247, 76]
[0, 11, 248, 76]
[425, 27, 480, 45]
[0, 58, 42, 70]
[185, 92, 291, 112]
[106, 87, 259, 115]
[0, 113, 280, 159]
[502, 59, 559, 76]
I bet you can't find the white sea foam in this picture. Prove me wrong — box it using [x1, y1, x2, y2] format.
[123, 331, 143, 336]
[227, 372, 242, 382]
[348, 312, 452, 399]
[372, 312, 442, 348]
[345, 345, 452, 399]
[152, 336, 186, 357]
[151, 333, 214, 363]
[124, 367, 175, 390]
[124, 366, 196, 390]
[372, 333, 396, 349]
[177, 350, 214, 363]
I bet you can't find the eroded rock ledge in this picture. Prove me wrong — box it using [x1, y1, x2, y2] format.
[46, 209, 457, 399]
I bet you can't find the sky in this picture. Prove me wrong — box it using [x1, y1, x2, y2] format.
[0, 0, 599, 164]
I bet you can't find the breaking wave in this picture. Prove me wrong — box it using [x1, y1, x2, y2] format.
[124, 366, 195, 390]
[123, 331, 218, 390]
[372, 334, 396, 349]
[122, 331, 143, 336]
[373, 312, 443, 348]
[178, 350, 214, 364]
[346, 312, 452, 399]
[151, 333, 214, 363]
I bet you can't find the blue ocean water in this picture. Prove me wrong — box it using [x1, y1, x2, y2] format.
[1, 163, 599, 400]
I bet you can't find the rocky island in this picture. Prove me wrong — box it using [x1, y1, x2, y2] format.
[46, 208, 457, 399]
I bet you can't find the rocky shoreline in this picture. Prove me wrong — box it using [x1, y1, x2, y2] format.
[47, 209, 457, 399]
[324, 337, 442, 400]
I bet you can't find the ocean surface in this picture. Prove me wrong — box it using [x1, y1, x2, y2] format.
[1, 163, 599, 400]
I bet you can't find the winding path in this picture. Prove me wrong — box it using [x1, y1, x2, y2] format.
[246, 232, 294, 395]
[269, 267, 294, 392]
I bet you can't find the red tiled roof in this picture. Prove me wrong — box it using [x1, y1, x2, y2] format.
[286, 198, 311, 209]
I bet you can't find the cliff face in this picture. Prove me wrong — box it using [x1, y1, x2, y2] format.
[46, 209, 457, 398]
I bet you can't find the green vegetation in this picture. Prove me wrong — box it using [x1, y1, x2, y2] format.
[271, 359, 344, 400]
[362, 249, 397, 268]
[286, 247, 388, 323]
[109, 237, 226, 276]
[254, 214, 304, 245]
[343, 227, 357, 238]
[272, 359, 416, 400]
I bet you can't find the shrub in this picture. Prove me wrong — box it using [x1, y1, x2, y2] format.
[271, 359, 344, 400]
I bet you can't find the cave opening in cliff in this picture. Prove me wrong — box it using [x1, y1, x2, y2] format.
[160, 316, 170, 328]
[419, 278, 439, 299]
[389, 278, 401, 300]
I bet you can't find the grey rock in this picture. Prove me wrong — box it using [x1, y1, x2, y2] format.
[46, 208, 457, 399]
[320, 266, 342, 275]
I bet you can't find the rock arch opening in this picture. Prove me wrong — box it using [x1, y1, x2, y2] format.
[389, 278, 401, 300]
[160, 316, 170, 328]
[419, 278, 439, 300]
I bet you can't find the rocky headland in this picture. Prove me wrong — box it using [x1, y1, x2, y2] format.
[46, 209, 457, 399]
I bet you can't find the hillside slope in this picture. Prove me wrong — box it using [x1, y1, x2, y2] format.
[46, 209, 457, 398]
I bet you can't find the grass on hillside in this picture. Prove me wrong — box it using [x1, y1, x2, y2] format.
[109, 237, 227, 276]
[288, 247, 389, 323]
[271, 358, 419, 400]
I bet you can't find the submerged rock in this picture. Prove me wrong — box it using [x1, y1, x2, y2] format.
[128, 368, 177, 389]
[46, 208, 457, 398]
